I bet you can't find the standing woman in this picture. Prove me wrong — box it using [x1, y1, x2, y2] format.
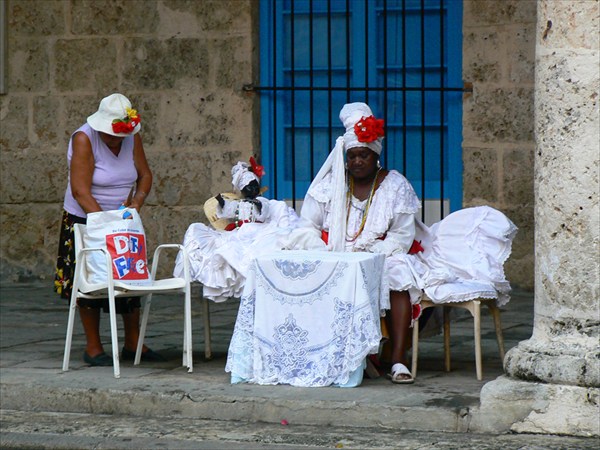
[54, 93, 161, 366]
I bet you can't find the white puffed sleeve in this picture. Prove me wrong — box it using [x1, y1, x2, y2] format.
[254, 197, 270, 222]
[279, 195, 327, 250]
[369, 212, 416, 256]
[216, 199, 239, 219]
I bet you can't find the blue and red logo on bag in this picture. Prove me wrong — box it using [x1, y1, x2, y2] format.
[106, 233, 149, 280]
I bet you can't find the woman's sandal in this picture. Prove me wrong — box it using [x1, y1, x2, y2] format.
[387, 362, 414, 384]
[83, 351, 113, 367]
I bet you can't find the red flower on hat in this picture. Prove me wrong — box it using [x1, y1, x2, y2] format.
[354, 115, 385, 143]
[111, 107, 141, 134]
[249, 156, 265, 178]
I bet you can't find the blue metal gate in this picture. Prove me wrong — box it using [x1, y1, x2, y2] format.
[251, 0, 464, 222]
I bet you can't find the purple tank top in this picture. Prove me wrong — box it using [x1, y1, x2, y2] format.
[63, 123, 137, 217]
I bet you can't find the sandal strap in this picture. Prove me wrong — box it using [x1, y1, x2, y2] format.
[391, 363, 411, 377]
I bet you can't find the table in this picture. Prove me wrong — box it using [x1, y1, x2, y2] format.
[225, 250, 387, 387]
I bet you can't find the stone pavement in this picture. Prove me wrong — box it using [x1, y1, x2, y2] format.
[0, 282, 597, 449]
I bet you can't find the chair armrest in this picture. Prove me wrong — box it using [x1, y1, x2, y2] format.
[150, 244, 190, 283]
[75, 246, 116, 288]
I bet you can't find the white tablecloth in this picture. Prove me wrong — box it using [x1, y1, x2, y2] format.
[225, 250, 387, 387]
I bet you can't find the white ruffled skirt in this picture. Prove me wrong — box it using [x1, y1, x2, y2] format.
[383, 205, 517, 310]
[174, 203, 300, 302]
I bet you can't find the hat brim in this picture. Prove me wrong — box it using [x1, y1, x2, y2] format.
[87, 111, 141, 137]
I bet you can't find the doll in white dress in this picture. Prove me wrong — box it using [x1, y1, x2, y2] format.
[214, 159, 270, 230]
[174, 157, 299, 302]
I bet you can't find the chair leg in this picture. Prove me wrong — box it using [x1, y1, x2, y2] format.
[135, 294, 153, 366]
[62, 289, 80, 372]
[473, 301, 482, 380]
[411, 319, 419, 378]
[107, 287, 120, 378]
[203, 296, 212, 360]
[184, 285, 193, 372]
[488, 303, 506, 361]
[443, 306, 451, 372]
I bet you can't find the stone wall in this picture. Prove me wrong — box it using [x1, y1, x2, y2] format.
[0, 0, 258, 281]
[1, 0, 537, 289]
[462, 0, 537, 289]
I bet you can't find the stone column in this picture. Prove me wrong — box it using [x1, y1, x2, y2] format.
[471, 0, 599, 437]
[504, 0, 599, 389]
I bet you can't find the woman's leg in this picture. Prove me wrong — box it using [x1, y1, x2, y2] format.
[121, 308, 146, 352]
[386, 290, 412, 369]
[79, 307, 104, 357]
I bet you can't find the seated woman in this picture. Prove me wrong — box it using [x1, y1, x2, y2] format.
[174, 158, 300, 303]
[284, 102, 516, 384]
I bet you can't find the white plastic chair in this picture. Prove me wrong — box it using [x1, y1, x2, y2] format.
[411, 296, 505, 381]
[62, 224, 193, 378]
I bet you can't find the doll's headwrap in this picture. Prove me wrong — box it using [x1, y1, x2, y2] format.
[231, 157, 265, 191]
[340, 102, 384, 155]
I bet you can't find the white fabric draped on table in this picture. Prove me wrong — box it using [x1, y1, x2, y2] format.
[225, 250, 388, 387]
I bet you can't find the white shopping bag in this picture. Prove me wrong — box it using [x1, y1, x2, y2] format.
[84, 208, 152, 286]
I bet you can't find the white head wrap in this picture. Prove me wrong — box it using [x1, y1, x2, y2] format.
[340, 102, 383, 155]
[305, 102, 384, 252]
[231, 161, 259, 191]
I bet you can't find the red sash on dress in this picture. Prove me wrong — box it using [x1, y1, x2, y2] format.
[224, 220, 263, 231]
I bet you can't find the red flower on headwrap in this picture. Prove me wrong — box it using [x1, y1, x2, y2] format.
[249, 156, 265, 178]
[354, 115, 385, 143]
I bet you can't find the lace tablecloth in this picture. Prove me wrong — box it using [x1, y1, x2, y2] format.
[225, 250, 386, 387]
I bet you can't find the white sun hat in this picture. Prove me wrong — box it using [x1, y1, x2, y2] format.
[87, 93, 141, 137]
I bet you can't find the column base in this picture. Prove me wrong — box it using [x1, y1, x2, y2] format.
[469, 376, 599, 437]
[504, 338, 599, 387]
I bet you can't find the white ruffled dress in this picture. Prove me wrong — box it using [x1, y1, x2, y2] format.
[299, 169, 517, 314]
[174, 198, 300, 302]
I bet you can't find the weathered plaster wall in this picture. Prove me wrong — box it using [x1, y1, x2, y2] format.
[0, 0, 258, 281]
[1, 0, 537, 289]
[462, 0, 537, 289]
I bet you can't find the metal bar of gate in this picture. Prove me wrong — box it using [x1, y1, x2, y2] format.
[290, 1, 297, 205]
[439, 0, 445, 219]
[272, 0, 278, 196]
[346, 0, 351, 103]
[365, 0, 369, 105]
[420, 0, 426, 222]
[309, 0, 315, 181]
[245, 86, 466, 92]
[383, 0, 388, 169]
[327, 1, 333, 151]
[402, 0, 407, 176]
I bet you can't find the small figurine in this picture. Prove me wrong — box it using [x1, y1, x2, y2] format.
[216, 157, 269, 230]
[174, 156, 300, 302]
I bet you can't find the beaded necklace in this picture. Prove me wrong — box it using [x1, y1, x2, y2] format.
[345, 168, 381, 242]
[233, 199, 257, 229]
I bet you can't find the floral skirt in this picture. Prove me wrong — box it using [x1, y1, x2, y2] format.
[54, 210, 140, 313]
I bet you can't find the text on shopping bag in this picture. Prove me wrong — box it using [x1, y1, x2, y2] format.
[106, 233, 148, 280]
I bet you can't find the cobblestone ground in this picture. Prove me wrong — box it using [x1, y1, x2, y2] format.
[2, 409, 599, 449]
